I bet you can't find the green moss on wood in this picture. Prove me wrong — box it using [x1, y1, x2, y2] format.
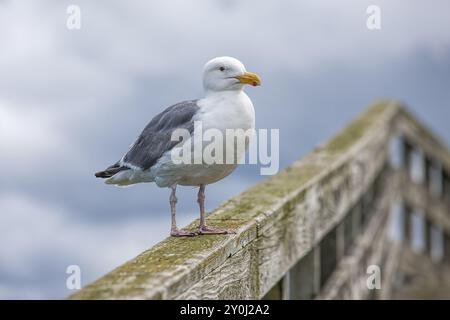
[326, 100, 392, 154]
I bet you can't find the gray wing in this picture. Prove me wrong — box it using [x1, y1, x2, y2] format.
[122, 99, 199, 170]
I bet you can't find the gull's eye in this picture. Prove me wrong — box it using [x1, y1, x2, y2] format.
[219, 66, 225, 72]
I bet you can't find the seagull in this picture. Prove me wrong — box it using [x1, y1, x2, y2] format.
[95, 57, 261, 236]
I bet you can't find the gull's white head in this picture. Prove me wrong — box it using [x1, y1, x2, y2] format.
[202, 56, 261, 93]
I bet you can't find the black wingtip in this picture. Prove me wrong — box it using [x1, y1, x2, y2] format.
[95, 171, 107, 178]
[95, 166, 129, 179]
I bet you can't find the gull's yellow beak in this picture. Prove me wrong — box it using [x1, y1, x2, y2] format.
[235, 71, 261, 87]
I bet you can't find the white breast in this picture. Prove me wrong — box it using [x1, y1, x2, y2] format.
[150, 90, 256, 187]
[195, 91, 255, 132]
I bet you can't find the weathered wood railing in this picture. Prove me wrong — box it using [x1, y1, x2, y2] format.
[70, 100, 450, 300]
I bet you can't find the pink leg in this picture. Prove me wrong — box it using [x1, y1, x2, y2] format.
[197, 184, 234, 235]
[169, 185, 196, 237]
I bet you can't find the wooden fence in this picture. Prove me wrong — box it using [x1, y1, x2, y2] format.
[69, 100, 450, 300]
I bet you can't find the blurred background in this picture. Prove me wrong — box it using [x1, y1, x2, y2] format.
[0, 0, 449, 299]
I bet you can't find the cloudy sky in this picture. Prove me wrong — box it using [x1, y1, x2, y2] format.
[1, 0, 449, 299]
